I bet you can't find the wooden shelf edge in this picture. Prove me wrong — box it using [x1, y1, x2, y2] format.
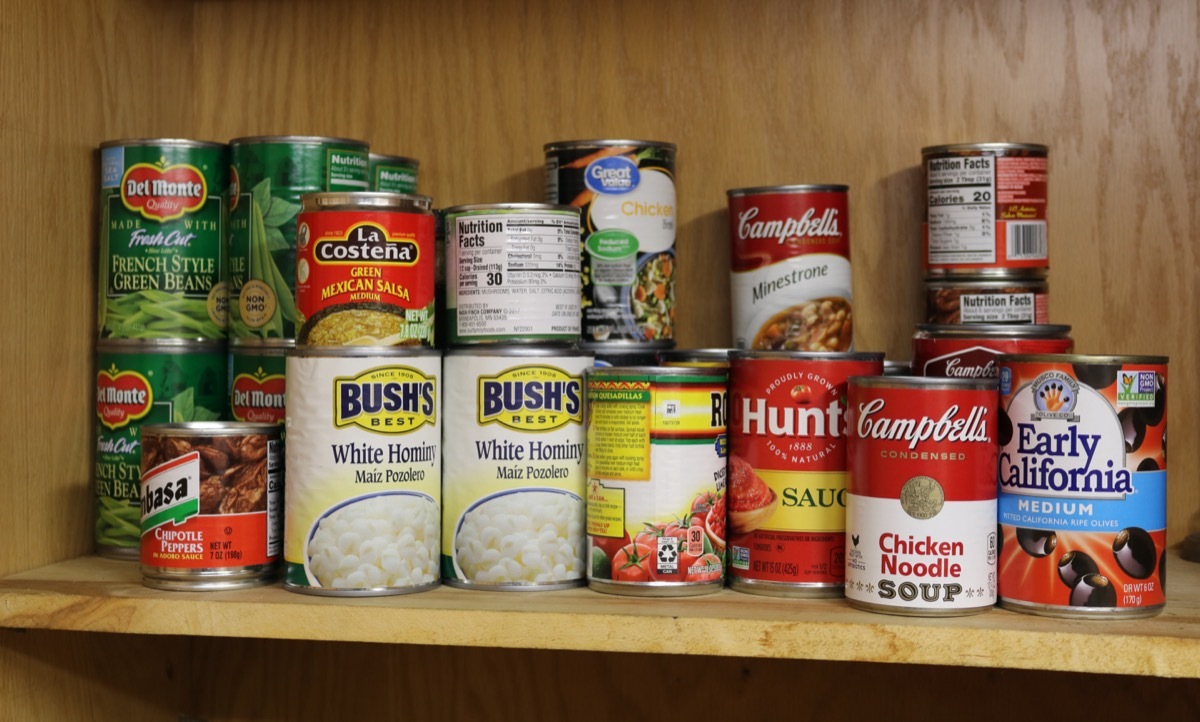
[0, 553, 1197, 678]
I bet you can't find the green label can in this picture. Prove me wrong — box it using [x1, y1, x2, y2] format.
[369, 153, 420, 194]
[98, 139, 229, 340]
[95, 340, 229, 558]
[227, 136, 370, 341]
[230, 339, 291, 425]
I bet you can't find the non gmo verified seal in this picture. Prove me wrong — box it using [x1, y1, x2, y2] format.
[585, 156, 639, 194]
[1117, 370, 1158, 407]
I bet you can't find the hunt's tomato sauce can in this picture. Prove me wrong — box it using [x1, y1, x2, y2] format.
[727, 351, 883, 597]
[845, 377, 999, 616]
[997, 354, 1168, 618]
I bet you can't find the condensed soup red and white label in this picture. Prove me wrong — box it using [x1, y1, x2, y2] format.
[845, 382, 998, 613]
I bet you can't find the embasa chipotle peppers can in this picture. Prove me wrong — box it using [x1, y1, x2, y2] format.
[912, 324, 1072, 378]
[997, 354, 1168, 618]
[728, 185, 853, 352]
[544, 140, 677, 344]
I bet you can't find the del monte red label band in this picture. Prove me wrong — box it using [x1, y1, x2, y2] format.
[121, 162, 208, 222]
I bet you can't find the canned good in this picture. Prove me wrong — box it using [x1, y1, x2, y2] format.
[845, 376, 999, 616]
[728, 185, 853, 351]
[95, 340, 228, 558]
[98, 139, 229, 340]
[657, 348, 732, 368]
[923, 143, 1049, 277]
[726, 351, 883, 597]
[229, 338, 291, 425]
[926, 277, 1049, 324]
[295, 192, 436, 346]
[586, 366, 728, 596]
[228, 136, 370, 340]
[444, 203, 582, 344]
[442, 347, 591, 589]
[912, 324, 1073, 378]
[997, 354, 1168, 618]
[139, 422, 282, 590]
[369, 153, 420, 194]
[581, 340, 670, 368]
[884, 359, 911, 376]
[284, 346, 441, 595]
[544, 140, 677, 343]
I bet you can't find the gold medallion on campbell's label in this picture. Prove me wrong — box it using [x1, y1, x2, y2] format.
[912, 324, 1072, 379]
[727, 351, 883, 597]
[728, 185, 853, 352]
[845, 377, 999, 616]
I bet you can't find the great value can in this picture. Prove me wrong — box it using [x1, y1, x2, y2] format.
[544, 140, 677, 343]
[228, 136, 370, 340]
[726, 351, 884, 597]
[139, 422, 282, 590]
[229, 338, 291, 425]
[98, 139, 229, 340]
[925, 277, 1049, 325]
[845, 376, 999, 616]
[369, 153, 420, 194]
[445, 203, 582, 344]
[95, 340, 229, 558]
[997, 354, 1168, 618]
[295, 192, 436, 346]
[728, 185, 853, 351]
[586, 366, 728, 596]
[442, 347, 591, 589]
[923, 143, 1049, 277]
[912, 324, 1073, 378]
[284, 347, 441, 595]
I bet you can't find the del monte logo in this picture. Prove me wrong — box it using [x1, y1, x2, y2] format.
[121, 157, 208, 222]
[97, 365, 153, 430]
[232, 368, 286, 424]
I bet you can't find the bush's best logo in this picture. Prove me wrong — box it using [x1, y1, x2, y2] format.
[97, 366, 153, 430]
[121, 160, 207, 222]
[335, 365, 436, 433]
[231, 369, 286, 424]
[584, 155, 640, 194]
[478, 365, 583, 431]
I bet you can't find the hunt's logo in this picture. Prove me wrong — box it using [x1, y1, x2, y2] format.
[121, 159, 208, 222]
[335, 365, 437, 434]
[231, 368, 286, 424]
[314, 222, 418, 264]
[97, 366, 153, 430]
[478, 365, 583, 431]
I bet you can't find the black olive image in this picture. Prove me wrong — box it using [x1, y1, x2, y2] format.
[1119, 408, 1146, 454]
[998, 407, 1013, 447]
[1113, 527, 1157, 579]
[1162, 427, 1167, 461]
[1159, 550, 1166, 593]
[1073, 363, 1118, 390]
[1057, 550, 1099, 589]
[1016, 527, 1057, 558]
[1137, 457, 1159, 472]
[1070, 573, 1117, 607]
[1137, 373, 1166, 427]
[997, 523, 1004, 558]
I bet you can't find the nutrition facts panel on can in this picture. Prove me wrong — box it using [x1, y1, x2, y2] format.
[927, 155, 997, 264]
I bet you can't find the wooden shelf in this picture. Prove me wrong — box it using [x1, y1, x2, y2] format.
[2, 552, 1198, 679]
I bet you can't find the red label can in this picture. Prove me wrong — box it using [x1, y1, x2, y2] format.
[912, 324, 1073, 379]
[727, 350, 883, 597]
[728, 185, 853, 352]
[845, 377, 999, 616]
[295, 192, 435, 346]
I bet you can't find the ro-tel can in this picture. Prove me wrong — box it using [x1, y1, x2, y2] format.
[926, 276, 1049, 325]
[726, 351, 884, 597]
[581, 340, 669, 368]
[997, 354, 1168, 618]
[95, 340, 228, 559]
[294, 192, 436, 347]
[227, 136, 370, 341]
[845, 376, 999, 616]
[230, 338, 291, 425]
[284, 346, 441, 595]
[923, 143, 1049, 277]
[444, 203, 582, 344]
[544, 140, 677, 343]
[139, 422, 282, 590]
[98, 139, 229, 340]
[728, 185, 853, 352]
[442, 347, 592, 589]
[586, 366, 729, 596]
[369, 153, 420, 194]
[658, 348, 732, 368]
[912, 324, 1073, 379]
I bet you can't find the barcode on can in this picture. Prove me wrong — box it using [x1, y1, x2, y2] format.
[1006, 221, 1048, 260]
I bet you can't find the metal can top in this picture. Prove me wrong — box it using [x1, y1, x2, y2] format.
[580, 340, 675, 352]
[443, 202, 578, 215]
[99, 138, 226, 150]
[369, 152, 420, 167]
[230, 337, 297, 351]
[300, 191, 433, 212]
[727, 184, 849, 197]
[586, 365, 727, 379]
[730, 350, 884, 363]
[914, 323, 1072, 339]
[849, 375, 998, 392]
[997, 353, 1169, 366]
[658, 348, 734, 363]
[289, 345, 441, 359]
[141, 421, 281, 437]
[228, 135, 369, 148]
[884, 359, 912, 376]
[446, 344, 590, 359]
[925, 276, 1048, 290]
[96, 338, 227, 354]
[544, 139, 676, 152]
[921, 142, 1049, 156]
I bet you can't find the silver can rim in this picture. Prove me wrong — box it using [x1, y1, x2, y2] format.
[229, 135, 369, 148]
[369, 152, 420, 168]
[544, 139, 676, 152]
[915, 323, 1072, 339]
[301, 191, 432, 211]
[727, 184, 849, 196]
[922, 142, 1049, 155]
[997, 353, 1169, 366]
[730, 350, 885, 363]
[141, 421, 282, 437]
[849, 375, 999, 392]
[99, 138, 226, 150]
[443, 202, 579, 215]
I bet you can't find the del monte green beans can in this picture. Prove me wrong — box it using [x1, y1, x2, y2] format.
[98, 139, 229, 340]
[369, 153, 420, 194]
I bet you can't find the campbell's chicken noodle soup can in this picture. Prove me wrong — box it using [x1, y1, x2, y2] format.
[585, 366, 728, 596]
[139, 422, 282, 590]
[925, 277, 1049, 325]
[997, 354, 1168, 618]
[295, 192, 436, 347]
[728, 185, 853, 352]
[923, 143, 1049, 277]
[229, 339, 290, 425]
[912, 324, 1073, 379]
[544, 140, 677, 344]
[727, 351, 884, 597]
[845, 377, 999, 616]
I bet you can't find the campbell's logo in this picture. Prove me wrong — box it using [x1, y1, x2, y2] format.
[335, 365, 437, 433]
[97, 366, 153, 430]
[478, 365, 583, 431]
[736, 206, 841, 244]
[121, 161, 207, 222]
[584, 156, 639, 194]
[921, 346, 1000, 379]
[312, 222, 418, 264]
[231, 369, 286, 424]
[855, 398, 991, 449]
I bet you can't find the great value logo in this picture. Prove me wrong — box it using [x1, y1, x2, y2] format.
[121, 161, 208, 222]
[584, 155, 639, 194]
[478, 365, 583, 431]
[335, 365, 437, 433]
[97, 366, 153, 430]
